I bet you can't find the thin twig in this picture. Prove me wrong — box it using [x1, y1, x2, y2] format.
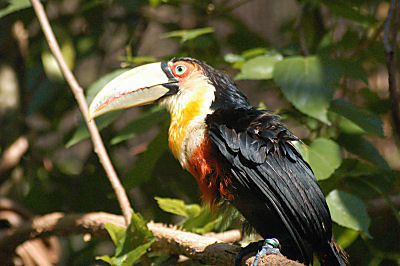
[29, 0, 132, 225]
[349, 22, 384, 58]
[216, 0, 254, 15]
[294, 3, 309, 56]
[361, 234, 400, 261]
[0, 136, 29, 184]
[0, 212, 302, 266]
[359, 178, 400, 225]
[367, 194, 400, 217]
[384, 0, 400, 142]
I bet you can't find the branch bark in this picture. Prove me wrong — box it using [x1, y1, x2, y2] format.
[367, 194, 400, 216]
[384, 0, 400, 142]
[0, 136, 29, 184]
[29, 0, 132, 224]
[0, 212, 303, 266]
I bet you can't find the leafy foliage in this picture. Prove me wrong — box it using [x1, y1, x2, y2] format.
[337, 134, 390, 171]
[294, 138, 342, 181]
[97, 211, 155, 266]
[161, 27, 215, 43]
[155, 197, 226, 234]
[326, 190, 371, 237]
[235, 52, 283, 80]
[0, 0, 30, 18]
[330, 99, 383, 136]
[273, 56, 339, 124]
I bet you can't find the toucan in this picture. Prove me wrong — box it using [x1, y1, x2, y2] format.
[89, 57, 347, 265]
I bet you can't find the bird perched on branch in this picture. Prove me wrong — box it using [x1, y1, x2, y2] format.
[89, 57, 347, 265]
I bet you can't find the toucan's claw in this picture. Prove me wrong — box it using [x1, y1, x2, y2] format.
[251, 238, 282, 266]
[234, 238, 282, 266]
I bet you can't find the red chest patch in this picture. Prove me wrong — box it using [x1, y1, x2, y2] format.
[186, 137, 235, 207]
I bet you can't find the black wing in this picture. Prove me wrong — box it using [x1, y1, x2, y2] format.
[206, 108, 332, 263]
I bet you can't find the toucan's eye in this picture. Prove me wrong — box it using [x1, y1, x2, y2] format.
[170, 61, 194, 78]
[175, 65, 187, 75]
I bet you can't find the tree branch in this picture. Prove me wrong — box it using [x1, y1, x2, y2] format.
[0, 136, 29, 184]
[29, 0, 132, 224]
[384, 0, 400, 142]
[367, 194, 400, 216]
[0, 212, 303, 266]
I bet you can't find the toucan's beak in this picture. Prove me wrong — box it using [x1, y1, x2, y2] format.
[88, 62, 178, 120]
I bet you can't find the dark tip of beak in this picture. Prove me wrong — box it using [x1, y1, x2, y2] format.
[160, 62, 179, 97]
[161, 62, 175, 79]
[160, 81, 179, 98]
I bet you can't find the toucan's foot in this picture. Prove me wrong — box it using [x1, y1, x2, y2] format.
[251, 238, 282, 266]
[234, 238, 282, 266]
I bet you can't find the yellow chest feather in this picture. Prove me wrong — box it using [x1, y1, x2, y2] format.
[166, 90, 214, 167]
[158, 72, 215, 167]
[168, 99, 204, 158]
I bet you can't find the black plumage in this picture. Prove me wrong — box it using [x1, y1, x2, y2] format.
[168, 58, 346, 264]
[207, 108, 344, 265]
[176, 58, 346, 265]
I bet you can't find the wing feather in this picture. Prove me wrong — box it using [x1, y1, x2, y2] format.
[207, 109, 332, 262]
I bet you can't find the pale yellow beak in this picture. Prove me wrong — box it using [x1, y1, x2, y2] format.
[88, 62, 177, 120]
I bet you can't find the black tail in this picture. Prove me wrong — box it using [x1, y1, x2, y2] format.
[318, 238, 348, 266]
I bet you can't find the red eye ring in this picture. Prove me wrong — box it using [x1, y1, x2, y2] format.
[170, 61, 195, 78]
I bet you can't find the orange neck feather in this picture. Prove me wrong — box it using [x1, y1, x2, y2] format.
[186, 138, 235, 206]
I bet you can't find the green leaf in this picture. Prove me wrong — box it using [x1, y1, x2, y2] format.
[224, 53, 245, 65]
[105, 222, 126, 246]
[331, 99, 383, 136]
[294, 138, 342, 180]
[111, 106, 168, 145]
[335, 115, 366, 135]
[96, 255, 114, 264]
[112, 241, 154, 266]
[155, 197, 202, 218]
[235, 53, 283, 80]
[121, 56, 158, 65]
[241, 48, 268, 58]
[337, 134, 390, 170]
[125, 123, 169, 188]
[116, 212, 154, 256]
[149, 0, 162, 7]
[273, 56, 339, 123]
[0, 0, 31, 18]
[318, 0, 376, 24]
[359, 88, 390, 115]
[41, 28, 75, 81]
[98, 211, 155, 266]
[225, 49, 270, 69]
[155, 196, 223, 234]
[66, 111, 122, 147]
[66, 69, 129, 147]
[161, 27, 214, 43]
[332, 225, 359, 249]
[328, 58, 368, 84]
[184, 211, 219, 234]
[326, 189, 371, 237]
[333, 159, 381, 179]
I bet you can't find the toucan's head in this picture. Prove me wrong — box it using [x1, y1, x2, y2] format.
[88, 57, 249, 120]
[89, 57, 249, 164]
